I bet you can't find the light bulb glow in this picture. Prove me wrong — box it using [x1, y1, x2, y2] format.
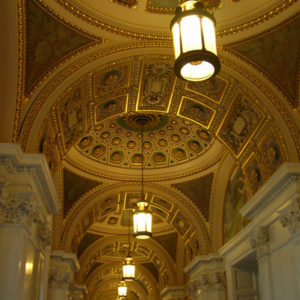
[133, 210, 152, 239]
[118, 285, 127, 297]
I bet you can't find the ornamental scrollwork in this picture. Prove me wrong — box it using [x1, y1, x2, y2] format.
[0, 188, 39, 225]
[49, 269, 73, 289]
[37, 220, 52, 250]
[280, 198, 300, 236]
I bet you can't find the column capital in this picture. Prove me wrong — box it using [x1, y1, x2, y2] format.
[279, 198, 300, 236]
[69, 284, 87, 300]
[49, 251, 80, 289]
[249, 226, 270, 257]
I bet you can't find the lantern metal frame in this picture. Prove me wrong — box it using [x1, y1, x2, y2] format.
[122, 210, 135, 281]
[170, 0, 220, 81]
[133, 117, 152, 240]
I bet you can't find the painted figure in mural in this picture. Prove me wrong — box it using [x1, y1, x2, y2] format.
[223, 167, 248, 243]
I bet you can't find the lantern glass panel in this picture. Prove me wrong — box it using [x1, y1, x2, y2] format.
[133, 211, 152, 239]
[202, 17, 217, 54]
[172, 22, 181, 59]
[181, 61, 215, 81]
[123, 263, 135, 280]
[180, 15, 202, 54]
[118, 285, 127, 297]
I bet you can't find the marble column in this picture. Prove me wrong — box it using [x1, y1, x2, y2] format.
[161, 286, 186, 300]
[48, 251, 80, 300]
[0, 144, 60, 300]
[184, 254, 226, 300]
[220, 163, 300, 300]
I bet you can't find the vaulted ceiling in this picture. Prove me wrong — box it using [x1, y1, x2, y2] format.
[1, 0, 299, 299]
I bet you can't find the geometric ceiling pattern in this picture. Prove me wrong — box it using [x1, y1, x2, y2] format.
[8, 0, 299, 299]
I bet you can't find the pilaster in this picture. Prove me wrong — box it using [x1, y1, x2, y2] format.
[220, 163, 300, 300]
[48, 251, 80, 300]
[0, 143, 59, 300]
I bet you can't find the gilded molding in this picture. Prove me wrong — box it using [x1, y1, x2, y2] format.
[13, 0, 25, 144]
[209, 148, 230, 250]
[218, 0, 298, 37]
[55, 0, 297, 39]
[63, 146, 226, 182]
[55, 0, 171, 40]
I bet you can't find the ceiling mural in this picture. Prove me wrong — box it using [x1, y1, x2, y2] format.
[217, 91, 265, 157]
[8, 0, 300, 299]
[223, 166, 248, 244]
[63, 169, 101, 217]
[172, 173, 214, 222]
[25, 0, 100, 96]
[228, 15, 300, 107]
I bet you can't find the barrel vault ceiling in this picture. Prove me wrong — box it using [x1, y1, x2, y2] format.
[9, 0, 300, 299]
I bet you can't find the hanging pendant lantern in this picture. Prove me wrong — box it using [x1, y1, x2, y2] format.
[170, 0, 220, 81]
[118, 281, 127, 297]
[133, 201, 152, 239]
[122, 255, 135, 281]
[133, 116, 152, 240]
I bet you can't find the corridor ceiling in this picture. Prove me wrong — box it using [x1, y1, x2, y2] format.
[7, 0, 300, 299]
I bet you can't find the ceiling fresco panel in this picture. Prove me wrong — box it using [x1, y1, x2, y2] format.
[228, 16, 300, 107]
[172, 173, 214, 221]
[243, 153, 264, 195]
[217, 91, 265, 157]
[137, 60, 176, 113]
[36, 115, 60, 175]
[153, 232, 178, 262]
[94, 94, 128, 123]
[25, 0, 98, 95]
[93, 63, 131, 101]
[185, 75, 229, 104]
[223, 166, 248, 244]
[56, 81, 88, 152]
[63, 168, 100, 217]
[257, 128, 287, 178]
[178, 97, 216, 128]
